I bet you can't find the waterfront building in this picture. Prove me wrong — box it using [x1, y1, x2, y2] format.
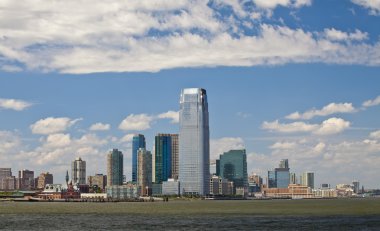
[313, 188, 337, 198]
[267, 159, 290, 188]
[17, 169, 34, 190]
[107, 149, 123, 186]
[71, 157, 86, 185]
[152, 183, 162, 196]
[154, 134, 173, 183]
[267, 170, 276, 188]
[209, 175, 233, 195]
[262, 184, 314, 199]
[216, 149, 248, 190]
[37, 172, 53, 189]
[137, 148, 152, 196]
[179, 88, 210, 196]
[170, 134, 179, 180]
[352, 180, 360, 194]
[248, 173, 262, 194]
[38, 184, 63, 200]
[1, 176, 16, 191]
[87, 174, 107, 191]
[162, 179, 180, 195]
[106, 183, 139, 199]
[301, 172, 315, 189]
[132, 134, 146, 183]
[0, 168, 13, 190]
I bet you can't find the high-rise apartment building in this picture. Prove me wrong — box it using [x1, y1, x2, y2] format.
[107, 149, 123, 186]
[154, 134, 179, 183]
[301, 172, 314, 189]
[17, 169, 34, 190]
[132, 134, 146, 183]
[71, 157, 86, 185]
[216, 149, 248, 189]
[170, 134, 179, 180]
[37, 172, 53, 189]
[137, 148, 152, 196]
[179, 88, 210, 196]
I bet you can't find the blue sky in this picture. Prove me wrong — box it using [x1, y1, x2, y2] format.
[0, 0, 380, 188]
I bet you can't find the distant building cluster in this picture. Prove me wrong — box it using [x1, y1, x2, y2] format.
[0, 88, 373, 200]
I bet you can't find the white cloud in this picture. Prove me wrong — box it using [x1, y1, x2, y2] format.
[210, 137, 245, 160]
[0, 65, 23, 72]
[270, 141, 297, 149]
[30, 117, 82, 134]
[120, 134, 135, 143]
[89, 122, 111, 131]
[324, 28, 368, 41]
[352, 0, 380, 15]
[314, 117, 350, 135]
[286, 102, 356, 120]
[262, 117, 350, 135]
[118, 114, 153, 131]
[0, 98, 33, 111]
[44, 133, 71, 148]
[363, 95, 380, 107]
[369, 130, 380, 139]
[0, 1, 379, 73]
[157, 111, 179, 123]
[0, 131, 21, 154]
[262, 120, 318, 133]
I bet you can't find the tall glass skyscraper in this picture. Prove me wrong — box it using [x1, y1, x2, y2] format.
[154, 134, 172, 183]
[132, 134, 146, 183]
[107, 149, 123, 186]
[179, 88, 210, 196]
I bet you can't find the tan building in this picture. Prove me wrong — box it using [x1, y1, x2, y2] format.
[88, 174, 107, 191]
[37, 172, 53, 189]
[170, 134, 179, 180]
[262, 184, 314, 199]
[137, 148, 152, 196]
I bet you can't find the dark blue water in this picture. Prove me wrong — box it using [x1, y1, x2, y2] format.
[1, 214, 380, 230]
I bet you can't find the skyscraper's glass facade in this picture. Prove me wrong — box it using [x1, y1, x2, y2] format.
[132, 134, 146, 183]
[107, 149, 123, 186]
[71, 157, 86, 185]
[155, 134, 172, 183]
[179, 88, 210, 196]
[217, 149, 248, 189]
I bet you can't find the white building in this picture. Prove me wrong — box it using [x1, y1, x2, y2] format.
[162, 179, 180, 195]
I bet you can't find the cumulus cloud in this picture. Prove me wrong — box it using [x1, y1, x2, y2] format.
[0, 131, 21, 154]
[324, 28, 368, 41]
[120, 134, 135, 143]
[262, 117, 350, 135]
[43, 133, 72, 148]
[286, 102, 356, 120]
[157, 111, 179, 123]
[262, 120, 318, 133]
[30, 117, 82, 134]
[0, 98, 33, 111]
[210, 137, 245, 160]
[370, 130, 380, 139]
[0, 1, 379, 73]
[118, 114, 153, 131]
[362, 95, 380, 107]
[351, 0, 380, 15]
[270, 141, 298, 149]
[89, 122, 111, 131]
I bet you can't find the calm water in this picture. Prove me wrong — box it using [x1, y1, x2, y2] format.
[1, 214, 380, 230]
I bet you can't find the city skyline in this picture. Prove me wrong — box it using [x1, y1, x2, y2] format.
[0, 1, 380, 189]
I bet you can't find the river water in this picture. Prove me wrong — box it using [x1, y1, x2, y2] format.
[1, 213, 380, 230]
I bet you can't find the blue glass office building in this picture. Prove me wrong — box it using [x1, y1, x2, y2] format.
[179, 88, 210, 196]
[216, 149, 248, 189]
[132, 134, 146, 183]
[155, 134, 172, 183]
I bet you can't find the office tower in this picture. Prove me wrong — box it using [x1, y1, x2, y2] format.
[352, 180, 360, 194]
[132, 134, 146, 183]
[267, 170, 276, 188]
[216, 149, 248, 189]
[107, 149, 123, 186]
[88, 174, 107, 191]
[37, 172, 53, 189]
[290, 173, 297, 184]
[71, 157, 86, 185]
[170, 134, 179, 180]
[154, 134, 172, 183]
[18, 169, 34, 190]
[279, 159, 289, 169]
[301, 172, 315, 189]
[179, 88, 210, 196]
[0, 168, 12, 190]
[137, 148, 152, 196]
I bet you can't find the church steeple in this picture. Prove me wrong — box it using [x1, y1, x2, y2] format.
[65, 170, 69, 186]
